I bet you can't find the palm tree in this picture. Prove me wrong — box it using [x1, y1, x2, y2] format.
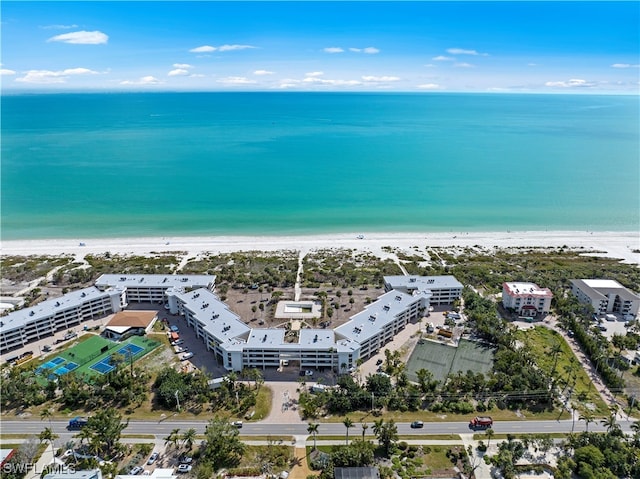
[361, 422, 368, 441]
[372, 418, 384, 437]
[579, 411, 595, 432]
[182, 428, 197, 451]
[601, 413, 620, 434]
[39, 427, 59, 459]
[307, 423, 319, 450]
[485, 428, 495, 450]
[164, 428, 181, 450]
[40, 408, 53, 428]
[343, 416, 354, 445]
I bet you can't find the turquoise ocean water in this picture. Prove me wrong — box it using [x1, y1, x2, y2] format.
[1, 92, 638, 240]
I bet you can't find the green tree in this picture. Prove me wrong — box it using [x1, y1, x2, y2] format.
[38, 427, 58, 460]
[182, 428, 197, 451]
[373, 419, 398, 456]
[85, 407, 128, 457]
[343, 416, 354, 445]
[485, 428, 495, 450]
[307, 423, 319, 450]
[39, 408, 53, 428]
[361, 422, 368, 441]
[202, 418, 245, 469]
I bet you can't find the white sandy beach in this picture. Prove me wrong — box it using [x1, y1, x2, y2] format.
[2, 231, 639, 265]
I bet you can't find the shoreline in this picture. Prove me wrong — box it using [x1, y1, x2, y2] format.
[2, 230, 639, 265]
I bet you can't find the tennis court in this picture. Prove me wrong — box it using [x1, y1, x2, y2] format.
[116, 343, 144, 358]
[90, 359, 116, 374]
[53, 361, 78, 376]
[406, 338, 495, 383]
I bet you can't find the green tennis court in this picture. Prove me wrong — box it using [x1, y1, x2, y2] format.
[406, 338, 495, 383]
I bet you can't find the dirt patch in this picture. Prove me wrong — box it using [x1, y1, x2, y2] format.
[288, 447, 318, 479]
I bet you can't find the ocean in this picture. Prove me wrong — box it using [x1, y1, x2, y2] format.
[1, 92, 638, 240]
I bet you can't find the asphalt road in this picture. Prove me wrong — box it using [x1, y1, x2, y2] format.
[1, 418, 634, 442]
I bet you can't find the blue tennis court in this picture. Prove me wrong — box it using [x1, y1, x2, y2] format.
[90, 359, 115, 374]
[117, 344, 144, 358]
[53, 361, 78, 376]
[41, 356, 66, 369]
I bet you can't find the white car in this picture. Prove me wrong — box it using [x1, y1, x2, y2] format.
[177, 464, 192, 473]
[231, 420, 243, 428]
[304, 370, 313, 376]
[181, 352, 194, 361]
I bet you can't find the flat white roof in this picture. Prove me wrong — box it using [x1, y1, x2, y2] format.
[335, 289, 429, 344]
[384, 275, 463, 290]
[503, 282, 552, 298]
[0, 287, 116, 334]
[95, 274, 215, 289]
[175, 288, 251, 345]
[582, 279, 625, 289]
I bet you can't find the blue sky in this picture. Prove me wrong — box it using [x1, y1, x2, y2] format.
[1, 1, 638, 93]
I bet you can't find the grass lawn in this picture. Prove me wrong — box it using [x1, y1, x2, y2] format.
[516, 326, 609, 416]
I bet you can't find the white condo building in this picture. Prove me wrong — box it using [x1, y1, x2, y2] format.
[168, 286, 433, 372]
[1, 274, 216, 354]
[502, 282, 553, 316]
[383, 275, 463, 305]
[570, 279, 640, 318]
[0, 287, 122, 354]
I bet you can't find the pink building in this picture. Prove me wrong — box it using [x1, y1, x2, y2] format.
[502, 282, 553, 317]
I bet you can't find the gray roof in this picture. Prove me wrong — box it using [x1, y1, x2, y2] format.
[244, 328, 338, 350]
[384, 275, 463, 290]
[334, 468, 379, 479]
[571, 279, 640, 302]
[0, 287, 115, 333]
[334, 289, 430, 344]
[95, 274, 215, 290]
[175, 288, 250, 345]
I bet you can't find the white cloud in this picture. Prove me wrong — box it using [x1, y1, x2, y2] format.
[454, 62, 474, 68]
[545, 78, 595, 88]
[1, 69, 16, 76]
[349, 48, 361, 53]
[446, 48, 488, 56]
[418, 83, 440, 90]
[254, 70, 274, 75]
[189, 44, 256, 53]
[527, 63, 538, 67]
[305, 71, 324, 77]
[218, 44, 256, 52]
[611, 63, 640, 68]
[217, 76, 257, 85]
[432, 55, 454, 62]
[190, 45, 216, 53]
[362, 75, 400, 82]
[324, 47, 344, 53]
[168, 69, 190, 77]
[41, 24, 78, 30]
[173, 63, 192, 69]
[47, 30, 108, 45]
[120, 76, 163, 85]
[303, 76, 362, 86]
[15, 68, 98, 84]
[424, 64, 436, 68]
[363, 47, 380, 54]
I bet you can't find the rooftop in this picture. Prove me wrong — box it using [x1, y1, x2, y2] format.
[95, 274, 215, 290]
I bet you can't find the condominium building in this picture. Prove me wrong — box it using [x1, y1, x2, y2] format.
[570, 279, 640, 318]
[0, 287, 122, 354]
[95, 274, 215, 305]
[383, 275, 463, 305]
[1, 274, 216, 354]
[502, 282, 553, 316]
[169, 285, 432, 372]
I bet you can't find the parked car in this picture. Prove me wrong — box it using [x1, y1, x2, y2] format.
[181, 352, 194, 361]
[179, 456, 193, 464]
[147, 452, 159, 465]
[304, 370, 313, 376]
[231, 421, 243, 428]
[42, 345, 52, 352]
[177, 465, 192, 473]
[410, 421, 424, 429]
[130, 467, 143, 475]
[171, 339, 184, 346]
[376, 359, 383, 366]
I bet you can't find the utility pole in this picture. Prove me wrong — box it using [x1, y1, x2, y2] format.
[371, 392, 374, 412]
[175, 390, 180, 411]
